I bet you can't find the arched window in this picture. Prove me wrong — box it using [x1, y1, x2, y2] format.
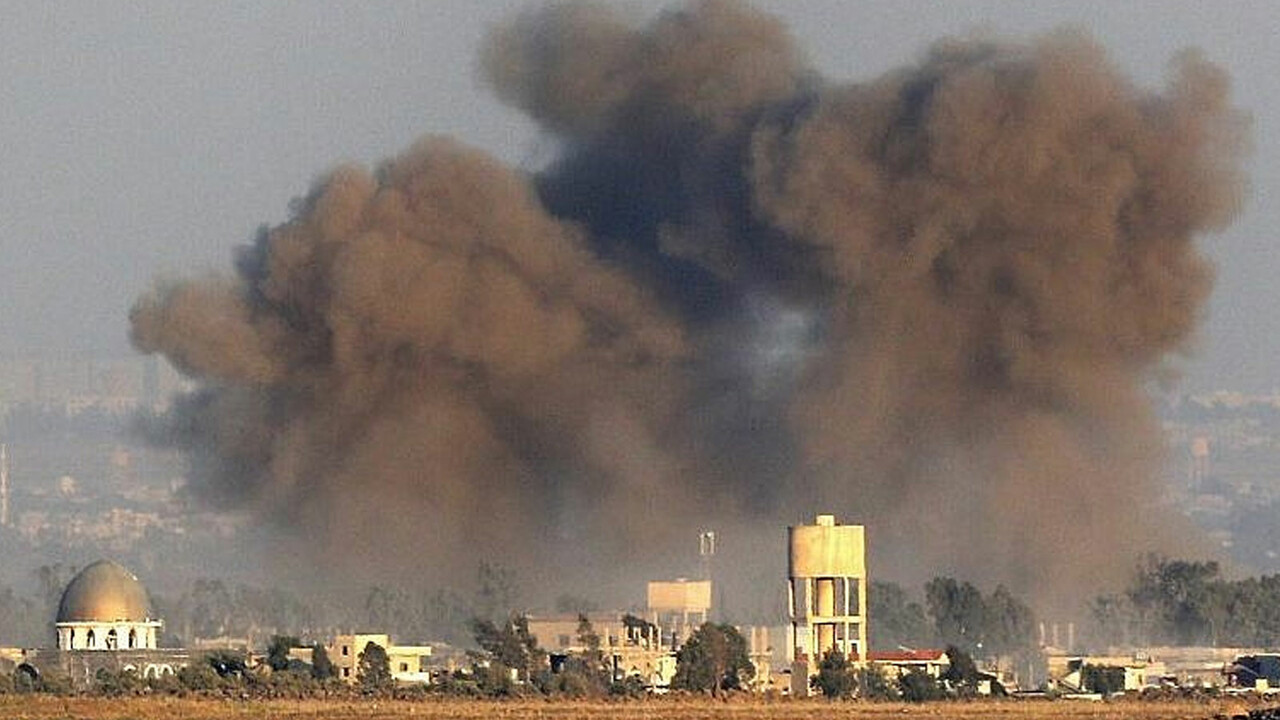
[68, 628, 76, 649]
[15, 663, 39, 690]
[128, 629, 137, 649]
[106, 628, 118, 650]
[86, 629, 96, 648]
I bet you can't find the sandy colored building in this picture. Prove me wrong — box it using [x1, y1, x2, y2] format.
[869, 649, 951, 680]
[646, 578, 711, 645]
[329, 633, 433, 684]
[787, 514, 868, 696]
[527, 612, 678, 688]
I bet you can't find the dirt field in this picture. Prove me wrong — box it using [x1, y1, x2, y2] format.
[0, 695, 1269, 720]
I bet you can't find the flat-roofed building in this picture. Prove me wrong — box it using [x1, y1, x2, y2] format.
[647, 578, 711, 645]
[329, 633, 432, 685]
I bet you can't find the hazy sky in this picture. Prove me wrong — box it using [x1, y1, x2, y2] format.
[1, 1, 1275, 393]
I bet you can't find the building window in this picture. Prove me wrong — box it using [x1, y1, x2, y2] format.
[342, 645, 349, 656]
[87, 629, 96, 648]
[399, 663, 409, 672]
[342, 668, 350, 678]
[128, 629, 137, 649]
[106, 629, 118, 650]
[69, 629, 76, 649]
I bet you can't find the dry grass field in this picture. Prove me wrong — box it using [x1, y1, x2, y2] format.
[0, 695, 1270, 720]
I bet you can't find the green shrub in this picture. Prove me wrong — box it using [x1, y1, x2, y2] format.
[898, 668, 945, 702]
[812, 650, 856, 699]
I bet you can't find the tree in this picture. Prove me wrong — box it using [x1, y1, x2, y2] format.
[671, 622, 754, 697]
[983, 586, 1034, 657]
[1087, 557, 1280, 649]
[93, 667, 143, 697]
[573, 614, 610, 686]
[1088, 592, 1137, 648]
[475, 562, 520, 621]
[34, 564, 75, 609]
[177, 662, 222, 692]
[813, 649, 856, 699]
[424, 588, 473, 647]
[0, 586, 43, 647]
[267, 634, 300, 672]
[925, 577, 986, 653]
[357, 641, 393, 691]
[870, 581, 935, 650]
[33, 564, 75, 641]
[470, 614, 543, 685]
[311, 642, 334, 680]
[899, 668, 945, 702]
[541, 615, 610, 697]
[923, 577, 1035, 658]
[1126, 555, 1219, 645]
[186, 579, 235, 640]
[577, 614, 602, 655]
[857, 666, 900, 700]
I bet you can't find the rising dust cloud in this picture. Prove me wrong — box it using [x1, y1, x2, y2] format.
[131, 0, 1249, 613]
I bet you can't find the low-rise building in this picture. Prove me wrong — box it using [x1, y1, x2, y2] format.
[868, 648, 951, 680]
[1227, 653, 1280, 691]
[328, 633, 432, 685]
[527, 613, 676, 689]
[646, 578, 711, 645]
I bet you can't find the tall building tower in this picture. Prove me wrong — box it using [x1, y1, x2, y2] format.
[1, 443, 9, 527]
[787, 514, 867, 696]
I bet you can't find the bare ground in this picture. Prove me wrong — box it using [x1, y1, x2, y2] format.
[0, 695, 1269, 720]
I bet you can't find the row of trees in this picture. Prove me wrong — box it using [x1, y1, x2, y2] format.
[874, 559, 1280, 654]
[869, 578, 1036, 659]
[1090, 555, 1280, 647]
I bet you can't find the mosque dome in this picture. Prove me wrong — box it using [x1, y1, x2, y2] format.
[56, 560, 153, 623]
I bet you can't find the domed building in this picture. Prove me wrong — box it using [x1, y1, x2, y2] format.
[54, 560, 162, 651]
[14, 559, 189, 688]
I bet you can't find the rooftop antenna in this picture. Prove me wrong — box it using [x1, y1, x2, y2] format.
[699, 529, 716, 619]
[699, 529, 715, 579]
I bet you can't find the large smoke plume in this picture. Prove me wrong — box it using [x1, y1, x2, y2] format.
[132, 0, 1248, 611]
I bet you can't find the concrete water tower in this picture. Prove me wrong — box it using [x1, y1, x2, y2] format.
[787, 514, 867, 695]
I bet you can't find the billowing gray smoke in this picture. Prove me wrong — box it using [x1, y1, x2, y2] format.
[132, 0, 1248, 610]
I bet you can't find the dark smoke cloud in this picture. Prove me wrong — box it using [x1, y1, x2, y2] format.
[132, 1, 1248, 610]
[133, 139, 693, 581]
